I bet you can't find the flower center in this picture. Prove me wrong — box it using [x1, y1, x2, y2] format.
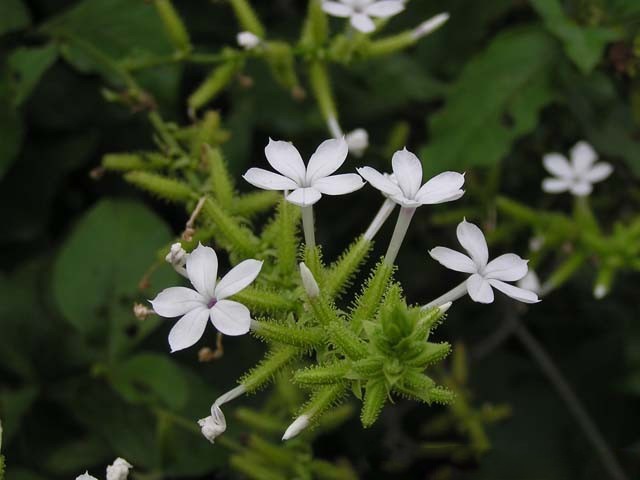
[207, 297, 218, 308]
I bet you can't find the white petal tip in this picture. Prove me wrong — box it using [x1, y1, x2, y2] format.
[282, 415, 310, 441]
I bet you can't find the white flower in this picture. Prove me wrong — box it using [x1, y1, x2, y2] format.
[346, 128, 369, 157]
[429, 220, 540, 304]
[357, 148, 465, 208]
[106, 458, 132, 480]
[198, 404, 227, 443]
[322, 0, 405, 33]
[243, 138, 364, 207]
[76, 474, 98, 480]
[237, 31, 260, 49]
[150, 244, 263, 352]
[542, 141, 613, 197]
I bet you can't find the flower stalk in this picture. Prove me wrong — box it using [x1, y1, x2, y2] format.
[384, 207, 416, 265]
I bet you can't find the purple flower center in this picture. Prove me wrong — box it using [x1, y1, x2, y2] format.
[207, 297, 218, 308]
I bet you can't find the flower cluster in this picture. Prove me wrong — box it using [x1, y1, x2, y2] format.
[76, 458, 132, 480]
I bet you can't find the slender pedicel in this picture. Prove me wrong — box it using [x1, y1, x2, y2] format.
[384, 207, 416, 265]
[301, 205, 316, 248]
[364, 198, 396, 242]
[423, 281, 467, 309]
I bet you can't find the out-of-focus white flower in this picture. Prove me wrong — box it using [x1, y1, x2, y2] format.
[322, 0, 405, 33]
[517, 270, 541, 295]
[429, 219, 540, 304]
[243, 138, 364, 207]
[76, 473, 98, 480]
[106, 458, 132, 480]
[198, 404, 227, 443]
[237, 31, 261, 49]
[346, 128, 369, 157]
[358, 148, 465, 208]
[151, 244, 263, 352]
[542, 141, 613, 197]
[529, 236, 545, 252]
[411, 12, 450, 40]
[593, 283, 608, 299]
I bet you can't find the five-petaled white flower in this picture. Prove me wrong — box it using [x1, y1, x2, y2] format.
[322, 0, 405, 33]
[198, 404, 227, 443]
[106, 458, 132, 480]
[357, 148, 465, 208]
[429, 220, 540, 304]
[243, 138, 364, 207]
[150, 244, 263, 352]
[542, 141, 612, 197]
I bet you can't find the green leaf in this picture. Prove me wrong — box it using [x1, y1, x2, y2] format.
[109, 353, 189, 410]
[52, 199, 176, 346]
[8, 45, 59, 106]
[531, 0, 621, 74]
[0, 0, 31, 35]
[420, 27, 558, 173]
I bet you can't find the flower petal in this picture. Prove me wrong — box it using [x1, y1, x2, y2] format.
[312, 173, 364, 195]
[488, 279, 540, 304]
[392, 148, 423, 199]
[542, 177, 571, 193]
[429, 247, 477, 274]
[456, 219, 488, 269]
[466, 273, 494, 303]
[151, 287, 206, 317]
[215, 259, 263, 300]
[484, 253, 528, 281]
[570, 181, 592, 197]
[584, 162, 613, 183]
[168, 307, 209, 352]
[243, 168, 299, 191]
[264, 139, 306, 184]
[351, 13, 376, 32]
[415, 171, 465, 205]
[570, 141, 597, 174]
[306, 137, 349, 184]
[210, 300, 252, 336]
[286, 187, 322, 207]
[322, 1, 353, 17]
[357, 166, 403, 197]
[542, 153, 572, 179]
[186, 244, 218, 298]
[365, 0, 404, 18]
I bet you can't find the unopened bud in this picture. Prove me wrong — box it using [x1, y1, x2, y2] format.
[106, 458, 132, 480]
[346, 128, 369, 157]
[237, 31, 261, 49]
[412, 12, 450, 40]
[593, 284, 608, 299]
[198, 404, 227, 443]
[282, 414, 310, 441]
[299, 262, 320, 299]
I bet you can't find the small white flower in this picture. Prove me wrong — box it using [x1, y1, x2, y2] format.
[542, 141, 613, 197]
[517, 270, 541, 295]
[322, 0, 405, 33]
[198, 404, 227, 443]
[346, 128, 369, 157]
[243, 138, 364, 207]
[237, 31, 261, 49]
[106, 458, 132, 480]
[429, 219, 540, 304]
[76, 473, 98, 480]
[357, 148, 465, 208]
[150, 244, 263, 352]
